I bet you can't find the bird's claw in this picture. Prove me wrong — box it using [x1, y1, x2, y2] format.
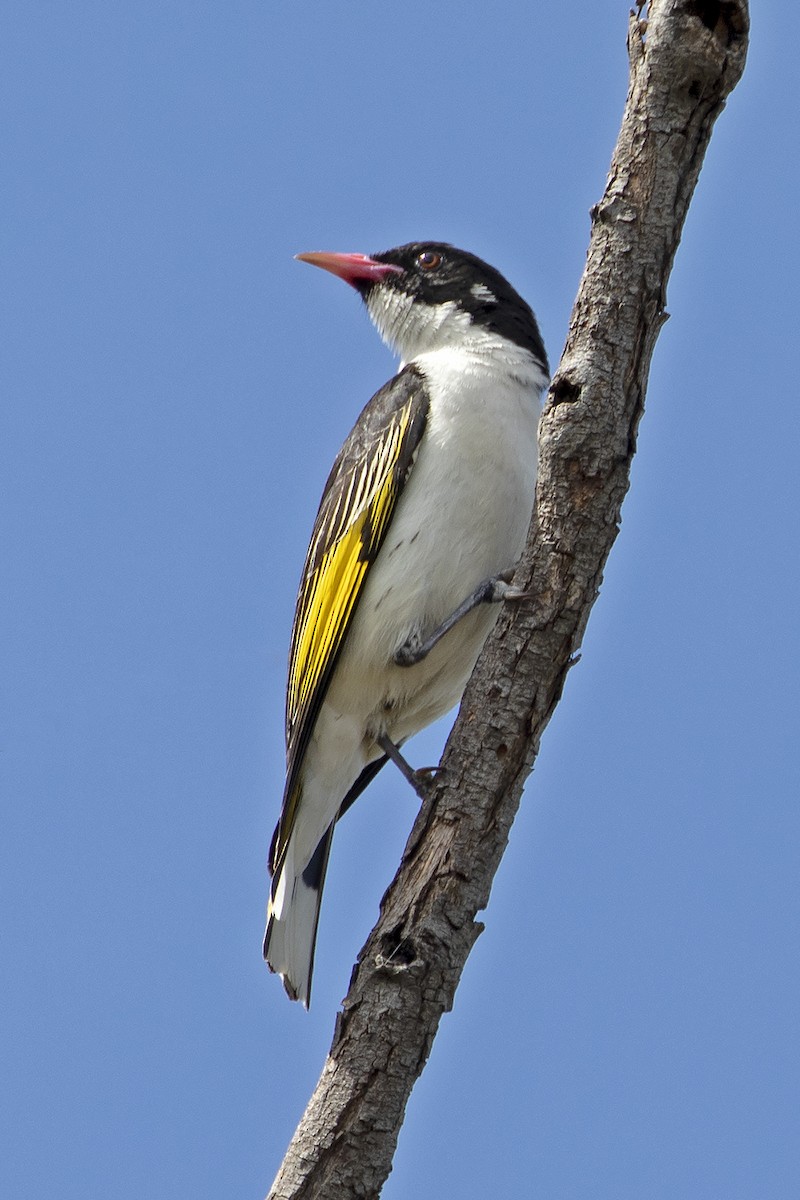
[393, 639, 419, 668]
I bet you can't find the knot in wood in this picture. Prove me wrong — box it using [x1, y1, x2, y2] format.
[684, 1, 748, 44]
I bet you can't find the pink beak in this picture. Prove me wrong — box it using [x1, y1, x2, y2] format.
[295, 251, 402, 289]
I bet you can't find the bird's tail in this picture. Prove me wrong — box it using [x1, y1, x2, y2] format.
[263, 824, 334, 1008]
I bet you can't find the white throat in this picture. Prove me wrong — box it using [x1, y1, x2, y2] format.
[366, 288, 473, 360]
[365, 286, 547, 391]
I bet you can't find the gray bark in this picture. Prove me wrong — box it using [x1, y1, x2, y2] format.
[267, 3, 749, 1197]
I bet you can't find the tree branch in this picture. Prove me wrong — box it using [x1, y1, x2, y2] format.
[267, 4, 749, 1197]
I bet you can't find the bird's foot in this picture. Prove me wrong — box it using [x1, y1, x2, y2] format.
[393, 567, 531, 667]
[377, 733, 443, 801]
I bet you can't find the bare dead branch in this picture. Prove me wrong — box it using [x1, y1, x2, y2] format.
[267, 3, 749, 1197]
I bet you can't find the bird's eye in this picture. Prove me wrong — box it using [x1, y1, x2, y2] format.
[417, 250, 442, 271]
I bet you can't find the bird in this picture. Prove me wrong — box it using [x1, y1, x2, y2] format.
[264, 242, 549, 1005]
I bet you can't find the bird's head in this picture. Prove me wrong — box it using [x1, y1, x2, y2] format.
[296, 242, 548, 374]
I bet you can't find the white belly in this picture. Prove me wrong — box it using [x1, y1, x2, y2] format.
[326, 346, 541, 742]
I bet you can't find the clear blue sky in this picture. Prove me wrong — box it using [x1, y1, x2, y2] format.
[3, 4, 797, 1198]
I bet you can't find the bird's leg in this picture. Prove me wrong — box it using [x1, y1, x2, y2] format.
[376, 732, 439, 801]
[393, 568, 532, 668]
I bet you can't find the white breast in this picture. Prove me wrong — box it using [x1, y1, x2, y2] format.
[326, 338, 546, 742]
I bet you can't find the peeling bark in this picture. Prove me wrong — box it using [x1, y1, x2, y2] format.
[267, 4, 749, 1197]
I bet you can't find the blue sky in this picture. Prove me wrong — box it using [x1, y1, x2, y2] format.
[3, 3, 798, 1198]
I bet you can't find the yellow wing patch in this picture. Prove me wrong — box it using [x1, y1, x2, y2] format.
[271, 387, 425, 874]
[288, 506, 372, 734]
